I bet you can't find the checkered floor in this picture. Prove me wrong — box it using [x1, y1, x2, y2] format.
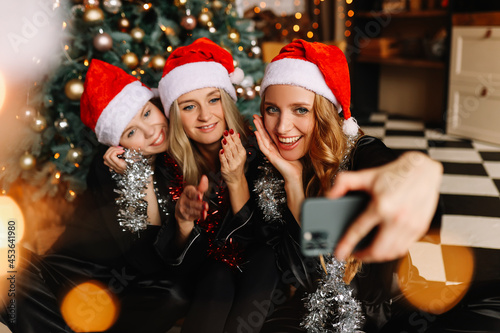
[359, 112, 500, 285]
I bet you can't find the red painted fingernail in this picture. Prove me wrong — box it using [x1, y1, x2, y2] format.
[223, 130, 229, 136]
[229, 129, 234, 135]
[222, 138, 227, 145]
[238, 133, 240, 138]
[220, 149, 224, 154]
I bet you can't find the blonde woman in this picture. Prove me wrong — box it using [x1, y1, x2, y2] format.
[157, 38, 278, 333]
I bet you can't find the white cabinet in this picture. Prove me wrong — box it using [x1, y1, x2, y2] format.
[447, 26, 500, 144]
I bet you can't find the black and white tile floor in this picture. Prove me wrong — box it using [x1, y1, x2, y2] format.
[359, 112, 500, 285]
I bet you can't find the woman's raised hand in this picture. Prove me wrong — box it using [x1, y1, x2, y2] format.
[175, 175, 209, 246]
[103, 146, 127, 174]
[219, 129, 246, 186]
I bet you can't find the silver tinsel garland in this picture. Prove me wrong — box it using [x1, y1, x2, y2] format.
[253, 159, 287, 222]
[301, 256, 364, 332]
[112, 149, 153, 233]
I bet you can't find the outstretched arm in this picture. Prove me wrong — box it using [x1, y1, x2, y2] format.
[328, 151, 443, 263]
[175, 175, 209, 247]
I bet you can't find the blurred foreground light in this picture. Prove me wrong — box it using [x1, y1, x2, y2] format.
[0, 71, 5, 112]
[0, 0, 63, 81]
[398, 243, 474, 315]
[61, 280, 119, 332]
[0, 196, 26, 254]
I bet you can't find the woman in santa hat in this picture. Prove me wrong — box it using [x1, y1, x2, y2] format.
[154, 37, 279, 333]
[251, 39, 444, 331]
[1, 59, 191, 333]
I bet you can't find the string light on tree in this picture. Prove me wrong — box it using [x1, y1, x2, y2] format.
[54, 114, 70, 132]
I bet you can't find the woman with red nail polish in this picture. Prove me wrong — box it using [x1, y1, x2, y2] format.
[157, 38, 279, 333]
[252, 40, 444, 332]
[1, 60, 191, 333]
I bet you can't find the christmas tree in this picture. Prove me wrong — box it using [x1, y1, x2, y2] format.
[1, 0, 265, 202]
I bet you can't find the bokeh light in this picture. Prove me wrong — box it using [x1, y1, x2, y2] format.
[60, 280, 119, 332]
[398, 244, 474, 315]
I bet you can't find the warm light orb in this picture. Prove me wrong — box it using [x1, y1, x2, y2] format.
[398, 244, 474, 315]
[60, 280, 119, 332]
[0, 196, 26, 252]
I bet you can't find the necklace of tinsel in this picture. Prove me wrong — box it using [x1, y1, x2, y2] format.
[254, 134, 364, 332]
[112, 149, 167, 233]
[162, 154, 243, 270]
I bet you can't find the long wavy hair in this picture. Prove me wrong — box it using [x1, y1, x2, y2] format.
[168, 88, 249, 186]
[261, 91, 362, 283]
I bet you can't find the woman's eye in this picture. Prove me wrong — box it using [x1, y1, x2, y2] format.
[182, 105, 194, 111]
[209, 97, 221, 104]
[127, 129, 136, 138]
[296, 107, 309, 115]
[265, 106, 279, 114]
[144, 110, 151, 117]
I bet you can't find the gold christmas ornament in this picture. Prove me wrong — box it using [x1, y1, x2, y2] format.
[103, 0, 122, 14]
[236, 85, 245, 99]
[212, 0, 223, 10]
[149, 55, 166, 71]
[130, 27, 145, 43]
[198, 11, 213, 27]
[174, 0, 187, 8]
[65, 78, 85, 101]
[180, 14, 197, 30]
[122, 52, 139, 69]
[228, 29, 241, 43]
[19, 152, 36, 171]
[83, 0, 100, 7]
[83, 7, 105, 23]
[233, 58, 239, 68]
[30, 114, 47, 132]
[93, 32, 113, 52]
[18, 106, 36, 123]
[118, 17, 131, 32]
[67, 147, 84, 164]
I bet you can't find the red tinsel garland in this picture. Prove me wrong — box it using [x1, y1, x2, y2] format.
[162, 153, 243, 270]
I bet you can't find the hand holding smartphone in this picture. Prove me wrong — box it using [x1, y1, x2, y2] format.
[301, 192, 376, 257]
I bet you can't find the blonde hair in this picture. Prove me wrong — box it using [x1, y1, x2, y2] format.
[168, 88, 248, 186]
[260, 91, 361, 283]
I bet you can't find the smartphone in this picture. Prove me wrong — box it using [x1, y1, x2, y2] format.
[300, 192, 375, 257]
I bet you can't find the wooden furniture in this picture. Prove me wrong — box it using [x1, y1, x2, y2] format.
[446, 12, 500, 144]
[349, 3, 451, 122]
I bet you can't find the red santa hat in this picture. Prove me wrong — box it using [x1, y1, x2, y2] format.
[260, 39, 359, 136]
[158, 37, 244, 117]
[80, 59, 154, 146]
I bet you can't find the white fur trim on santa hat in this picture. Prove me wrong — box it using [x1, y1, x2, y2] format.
[342, 116, 360, 137]
[158, 62, 237, 118]
[260, 58, 341, 112]
[95, 81, 154, 146]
